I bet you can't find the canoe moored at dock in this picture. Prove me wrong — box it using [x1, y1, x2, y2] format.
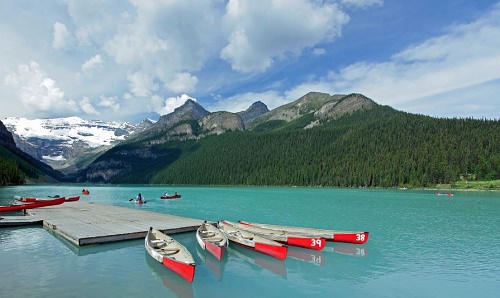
[223, 220, 325, 250]
[238, 221, 369, 244]
[0, 197, 65, 213]
[18, 196, 79, 202]
[145, 227, 196, 283]
[218, 220, 288, 260]
[196, 221, 229, 260]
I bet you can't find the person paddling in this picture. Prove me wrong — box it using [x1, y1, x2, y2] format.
[136, 193, 144, 203]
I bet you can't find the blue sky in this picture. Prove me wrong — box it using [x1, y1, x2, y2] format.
[1, 0, 499, 123]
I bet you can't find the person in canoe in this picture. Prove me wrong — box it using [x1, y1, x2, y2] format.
[136, 193, 144, 204]
[163, 191, 168, 196]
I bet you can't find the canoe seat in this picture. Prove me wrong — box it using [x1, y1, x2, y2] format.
[160, 248, 180, 255]
[200, 231, 216, 237]
[151, 239, 170, 248]
[206, 237, 223, 243]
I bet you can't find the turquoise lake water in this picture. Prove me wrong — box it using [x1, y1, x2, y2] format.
[1, 185, 499, 298]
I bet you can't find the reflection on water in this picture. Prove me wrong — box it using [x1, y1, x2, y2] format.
[145, 251, 194, 298]
[227, 245, 287, 278]
[195, 244, 228, 280]
[287, 246, 325, 265]
[324, 243, 369, 257]
[1, 186, 499, 298]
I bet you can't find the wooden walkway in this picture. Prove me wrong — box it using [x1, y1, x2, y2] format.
[0, 201, 204, 246]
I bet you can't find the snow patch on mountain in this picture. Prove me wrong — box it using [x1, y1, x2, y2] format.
[2, 116, 155, 171]
[2, 116, 142, 148]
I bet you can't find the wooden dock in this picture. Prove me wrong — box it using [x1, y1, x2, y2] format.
[0, 201, 204, 246]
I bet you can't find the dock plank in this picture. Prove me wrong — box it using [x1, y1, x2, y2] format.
[1, 201, 204, 246]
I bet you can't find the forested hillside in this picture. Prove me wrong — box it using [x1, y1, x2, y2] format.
[1, 119, 64, 185]
[103, 105, 499, 188]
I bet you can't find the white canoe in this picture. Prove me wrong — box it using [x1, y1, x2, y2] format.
[145, 227, 195, 283]
[224, 220, 325, 250]
[238, 221, 369, 244]
[218, 220, 287, 260]
[196, 221, 229, 260]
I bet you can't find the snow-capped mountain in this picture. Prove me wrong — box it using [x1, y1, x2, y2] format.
[2, 116, 155, 172]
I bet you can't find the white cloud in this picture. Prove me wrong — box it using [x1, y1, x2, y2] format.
[164, 72, 198, 93]
[102, 0, 223, 99]
[127, 71, 159, 97]
[305, 2, 500, 113]
[4, 61, 79, 114]
[208, 91, 288, 113]
[52, 22, 72, 49]
[80, 96, 99, 115]
[155, 94, 196, 116]
[312, 48, 326, 56]
[220, 0, 349, 73]
[98, 95, 120, 112]
[81, 55, 103, 72]
[340, 0, 383, 9]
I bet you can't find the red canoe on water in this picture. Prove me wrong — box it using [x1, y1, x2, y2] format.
[18, 196, 80, 202]
[196, 221, 229, 260]
[160, 194, 181, 199]
[224, 220, 325, 250]
[145, 227, 196, 283]
[238, 221, 369, 244]
[218, 220, 288, 260]
[0, 197, 65, 212]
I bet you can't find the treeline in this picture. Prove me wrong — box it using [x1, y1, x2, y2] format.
[150, 106, 500, 188]
[0, 157, 25, 185]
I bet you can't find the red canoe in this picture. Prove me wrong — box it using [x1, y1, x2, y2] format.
[145, 227, 196, 283]
[160, 194, 181, 199]
[19, 196, 79, 203]
[0, 197, 65, 212]
[238, 221, 369, 244]
[218, 220, 288, 260]
[196, 221, 229, 260]
[224, 220, 325, 250]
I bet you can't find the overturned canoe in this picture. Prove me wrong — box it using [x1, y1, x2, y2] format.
[196, 221, 229, 260]
[145, 227, 195, 283]
[238, 221, 369, 244]
[218, 220, 287, 260]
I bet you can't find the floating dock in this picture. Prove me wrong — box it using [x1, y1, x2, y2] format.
[0, 201, 203, 246]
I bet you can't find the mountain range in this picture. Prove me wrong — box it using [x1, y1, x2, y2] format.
[2, 116, 155, 173]
[1, 91, 499, 187]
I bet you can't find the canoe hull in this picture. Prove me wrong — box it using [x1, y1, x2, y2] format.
[0, 197, 65, 212]
[145, 227, 195, 283]
[19, 196, 79, 202]
[196, 222, 228, 260]
[219, 220, 287, 260]
[239, 221, 369, 244]
[228, 220, 325, 250]
[162, 256, 195, 283]
[160, 195, 181, 199]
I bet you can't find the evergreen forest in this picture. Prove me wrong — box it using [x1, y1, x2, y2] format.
[131, 106, 500, 188]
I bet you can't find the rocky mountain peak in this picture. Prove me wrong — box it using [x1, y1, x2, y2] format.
[156, 99, 210, 130]
[238, 101, 269, 125]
